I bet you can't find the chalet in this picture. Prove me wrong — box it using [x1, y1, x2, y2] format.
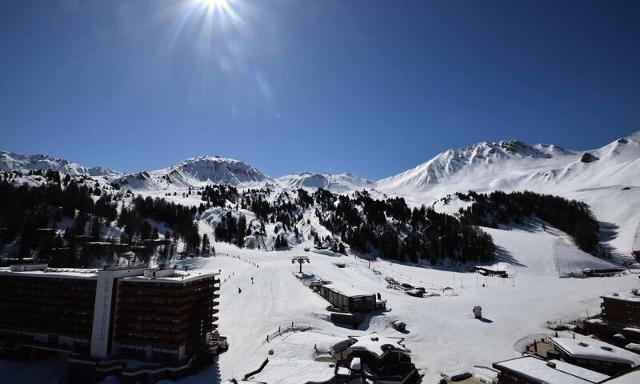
[493, 355, 609, 384]
[473, 266, 508, 278]
[0, 264, 221, 382]
[549, 337, 640, 375]
[331, 332, 419, 384]
[319, 282, 384, 312]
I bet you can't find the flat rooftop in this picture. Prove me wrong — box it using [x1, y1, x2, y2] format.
[601, 291, 640, 303]
[0, 264, 219, 283]
[0, 265, 99, 279]
[493, 356, 609, 384]
[599, 370, 640, 384]
[322, 281, 374, 297]
[551, 337, 640, 367]
[122, 269, 219, 283]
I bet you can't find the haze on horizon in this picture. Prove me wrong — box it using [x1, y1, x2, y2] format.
[1, 0, 639, 178]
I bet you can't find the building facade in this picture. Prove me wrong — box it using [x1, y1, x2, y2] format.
[114, 271, 219, 362]
[601, 292, 640, 327]
[0, 264, 97, 354]
[319, 282, 380, 312]
[0, 264, 220, 380]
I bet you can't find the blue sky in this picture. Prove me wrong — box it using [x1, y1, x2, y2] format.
[1, 0, 639, 179]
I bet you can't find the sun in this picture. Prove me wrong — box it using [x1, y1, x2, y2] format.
[198, 0, 230, 11]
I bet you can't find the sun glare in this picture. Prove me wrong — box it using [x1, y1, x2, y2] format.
[198, 0, 231, 12]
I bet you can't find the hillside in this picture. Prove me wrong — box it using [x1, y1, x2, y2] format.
[378, 131, 640, 260]
[277, 172, 374, 193]
[2, 131, 640, 262]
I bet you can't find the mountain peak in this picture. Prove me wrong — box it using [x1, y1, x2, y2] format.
[377, 138, 578, 192]
[0, 151, 120, 177]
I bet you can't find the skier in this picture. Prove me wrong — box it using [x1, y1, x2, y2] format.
[251, 277, 254, 284]
[238, 286, 242, 294]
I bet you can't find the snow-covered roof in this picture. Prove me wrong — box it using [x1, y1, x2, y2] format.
[322, 281, 374, 297]
[551, 337, 640, 366]
[599, 370, 640, 384]
[0, 264, 218, 283]
[602, 291, 640, 303]
[625, 343, 640, 352]
[121, 270, 219, 284]
[348, 332, 409, 358]
[0, 265, 99, 279]
[493, 356, 609, 384]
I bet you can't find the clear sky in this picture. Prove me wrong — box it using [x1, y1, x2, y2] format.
[1, 0, 639, 179]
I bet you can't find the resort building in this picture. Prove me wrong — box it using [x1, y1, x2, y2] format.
[549, 337, 640, 375]
[332, 332, 419, 383]
[601, 291, 640, 328]
[0, 263, 221, 381]
[319, 282, 383, 312]
[473, 266, 509, 278]
[493, 355, 609, 384]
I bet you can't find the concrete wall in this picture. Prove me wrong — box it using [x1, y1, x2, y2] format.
[90, 268, 145, 359]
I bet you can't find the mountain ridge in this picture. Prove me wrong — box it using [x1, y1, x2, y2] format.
[3, 130, 640, 192]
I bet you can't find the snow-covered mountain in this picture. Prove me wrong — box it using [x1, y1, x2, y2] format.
[3, 131, 640, 256]
[112, 156, 275, 190]
[377, 140, 574, 191]
[377, 132, 640, 197]
[0, 151, 119, 177]
[277, 172, 374, 193]
[376, 131, 640, 257]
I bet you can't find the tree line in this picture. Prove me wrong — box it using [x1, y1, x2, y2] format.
[458, 190, 600, 254]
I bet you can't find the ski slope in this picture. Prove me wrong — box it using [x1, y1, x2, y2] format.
[483, 225, 620, 277]
[168, 233, 636, 384]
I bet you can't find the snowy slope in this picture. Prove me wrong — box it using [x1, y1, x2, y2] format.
[377, 140, 575, 191]
[483, 224, 619, 277]
[376, 135, 640, 196]
[161, 239, 636, 383]
[277, 172, 374, 193]
[4, 131, 640, 257]
[0, 151, 119, 177]
[9, 238, 639, 384]
[378, 131, 640, 258]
